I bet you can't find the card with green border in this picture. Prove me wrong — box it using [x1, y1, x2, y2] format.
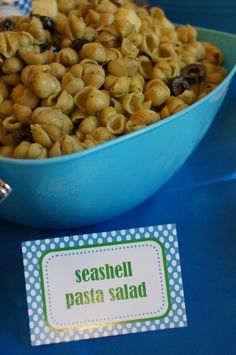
[22, 224, 187, 346]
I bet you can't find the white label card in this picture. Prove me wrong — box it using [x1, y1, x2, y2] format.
[22, 225, 187, 346]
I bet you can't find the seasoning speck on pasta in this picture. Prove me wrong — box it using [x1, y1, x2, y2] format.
[0, 0, 227, 159]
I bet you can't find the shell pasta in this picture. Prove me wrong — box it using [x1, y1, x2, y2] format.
[0, 0, 227, 159]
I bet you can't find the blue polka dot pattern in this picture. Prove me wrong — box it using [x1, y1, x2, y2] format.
[1, 0, 32, 15]
[15, 0, 31, 14]
[22, 224, 187, 346]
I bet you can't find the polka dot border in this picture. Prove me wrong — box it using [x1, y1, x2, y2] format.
[22, 224, 187, 346]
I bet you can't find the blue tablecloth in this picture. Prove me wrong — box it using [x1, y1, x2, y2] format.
[0, 3, 236, 354]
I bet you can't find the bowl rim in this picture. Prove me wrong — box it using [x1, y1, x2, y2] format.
[0, 27, 236, 167]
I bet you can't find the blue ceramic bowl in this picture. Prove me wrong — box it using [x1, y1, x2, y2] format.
[0, 27, 236, 229]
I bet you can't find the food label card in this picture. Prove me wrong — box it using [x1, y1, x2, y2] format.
[22, 224, 187, 346]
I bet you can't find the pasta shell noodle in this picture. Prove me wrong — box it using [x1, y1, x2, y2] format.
[18, 46, 55, 65]
[19, 16, 47, 44]
[138, 55, 153, 79]
[127, 109, 160, 126]
[104, 75, 131, 98]
[86, 127, 114, 143]
[78, 116, 100, 134]
[56, 48, 79, 66]
[160, 97, 188, 119]
[2, 57, 24, 74]
[121, 38, 139, 57]
[121, 92, 145, 114]
[139, 32, 160, 56]
[31, 72, 61, 99]
[0, 31, 34, 58]
[12, 83, 40, 109]
[56, 15, 86, 40]
[99, 106, 117, 126]
[13, 141, 47, 159]
[80, 43, 107, 62]
[61, 72, 84, 95]
[49, 135, 84, 157]
[106, 114, 126, 134]
[151, 43, 176, 63]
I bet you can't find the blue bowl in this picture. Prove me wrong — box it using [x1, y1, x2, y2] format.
[0, 27, 236, 229]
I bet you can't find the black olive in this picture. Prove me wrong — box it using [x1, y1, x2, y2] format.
[34, 15, 56, 33]
[71, 38, 89, 52]
[167, 76, 191, 96]
[0, 19, 15, 32]
[39, 41, 60, 52]
[180, 63, 207, 84]
[12, 125, 34, 144]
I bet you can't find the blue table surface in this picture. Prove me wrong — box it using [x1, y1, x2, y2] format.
[0, 3, 236, 355]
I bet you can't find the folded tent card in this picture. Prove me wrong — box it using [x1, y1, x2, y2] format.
[0, 0, 32, 16]
[0, 0, 58, 17]
[22, 224, 187, 346]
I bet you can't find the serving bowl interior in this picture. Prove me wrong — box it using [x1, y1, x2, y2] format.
[0, 27, 236, 229]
